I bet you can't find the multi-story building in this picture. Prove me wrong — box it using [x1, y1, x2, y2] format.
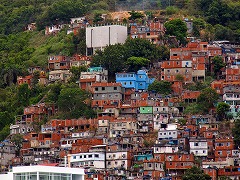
[189, 138, 208, 158]
[153, 106, 170, 130]
[86, 25, 127, 55]
[0, 165, 85, 180]
[91, 82, 124, 110]
[223, 82, 240, 117]
[106, 151, 132, 177]
[0, 139, 16, 171]
[164, 153, 195, 179]
[116, 69, 155, 91]
[137, 106, 154, 133]
[214, 137, 234, 161]
[49, 70, 72, 83]
[143, 159, 165, 179]
[68, 152, 105, 169]
[80, 67, 108, 91]
[129, 19, 165, 44]
[161, 60, 193, 82]
[70, 54, 91, 67]
[48, 55, 71, 71]
[109, 118, 137, 138]
[158, 123, 178, 140]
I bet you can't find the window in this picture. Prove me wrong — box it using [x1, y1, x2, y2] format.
[218, 151, 222, 155]
[114, 87, 117, 90]
[84, 155, 86, 158]
[194, 143, 199, 146]
[95, 154, 99, 158]
[148, 163, 152, 167]
[95, 87, 98, 91]
[102, 87, 105, 90]
[88, 154, 92, 158]
[139, 75, 142, 78]
[73, 156, 76, 159]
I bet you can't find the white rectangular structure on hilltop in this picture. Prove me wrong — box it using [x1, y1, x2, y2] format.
[86, 25, 128, 55]
[0, 165, 85, 180]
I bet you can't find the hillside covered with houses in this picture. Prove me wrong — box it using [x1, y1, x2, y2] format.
[0, 0, 240, 180]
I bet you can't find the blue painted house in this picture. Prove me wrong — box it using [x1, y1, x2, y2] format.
[116, 70, 155, 91]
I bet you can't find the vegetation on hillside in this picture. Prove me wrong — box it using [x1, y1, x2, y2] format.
[0, 0, 239, 141]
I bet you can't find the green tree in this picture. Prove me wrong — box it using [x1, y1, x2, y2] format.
[192, 18, 206, 37]
[69, 66, 87, 83]
[233, 118, 240, 147]
[124, 38, 164, 62]
[91, 44, 126, 77]
[57, 87, 95, 118]
[125, 57, 150, 72]
[175, 74, 184, 82]
[93, 13, 104, 24]
[164, 18, 187, 45]
[11, 134, 23, 156]
[183, 166, 211, 180]
[32, 71, 40, 88]
[17, 83, 31, 107]
[148, 80, 172, 95]
[0, 125, 10, 142]
[214, 24, 234, 41]
[197, 87, 219, 110]
[166, 6, 179, 15]
[128, 10, 144, 21]
[73, 28, 86, 55]
[45, 82, 62, 103]
[212, 56, 225, 79]
[216, 102, 230, 120]
[184, 103, 204, 115]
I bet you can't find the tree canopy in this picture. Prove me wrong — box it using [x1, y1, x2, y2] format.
[197, 87, 219, 109]
[216, 102, 230, 120]
[148, 80, 172, 95]
[57, 85, 96, 118]
[183, 166, 211, 180]
[91, 38, 169, 77]
[164, 18, 187, 45]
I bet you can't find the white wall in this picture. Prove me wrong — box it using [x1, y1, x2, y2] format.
[190, 141, 208, 156]
[154, 146, 178, 154]
[86, 25, 127, 49]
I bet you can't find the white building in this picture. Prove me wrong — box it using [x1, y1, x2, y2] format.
[153, 145, 179, 154]
[158, 123, 178, 140]
[109, 120, 137, 138]
[0, 165, 85, 180]
[68, 152, 105, 169]
[189, 138, 208, 157]
[49, 70, 72, 83]
[106, 150, 131, 171]
[86, 25, 128, 55]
